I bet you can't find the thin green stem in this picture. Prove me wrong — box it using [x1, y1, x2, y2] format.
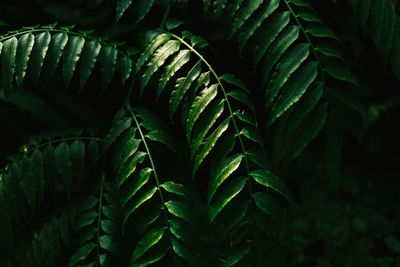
[0, 27, 129, 57]
[170, 33, 252, 194]
[96, 174, 105, 267]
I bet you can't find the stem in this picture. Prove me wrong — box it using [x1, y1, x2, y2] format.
[170, 33, 252, 194]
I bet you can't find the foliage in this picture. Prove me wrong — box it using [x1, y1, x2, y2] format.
[0, 0, 399, 266]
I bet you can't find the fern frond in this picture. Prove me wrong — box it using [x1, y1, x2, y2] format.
[0, 25, 133, 91]
[105, 107, 203, 265]
[136, 30, 294, 263]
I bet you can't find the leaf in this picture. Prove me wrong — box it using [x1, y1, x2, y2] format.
[190, 99, 225, 160]
[63, 36, 85, 87]
[169, 61, 202, 119]
[120, 168, 152, 207]
[99, 45, 118, 92]
[130, 228, 165, 264]
[140, 39, 180, 96]
[30, 32, 51, 80]
[133, 0, 156, 23]
[161, 181, 188, 198]
[79, 40, 101, 89]
[314, 43, 344, 61]
[15, 33, 35, 87]
[306, 24, 339, 41]
[265, 43, 310, 109]
[20, 155, 36, 215]
[55, 142, 74, 197]
[186, 84, 218, 140]
[253, 11, 290, 68]
[227, 90, 255, 115]
[252, 192, 286, 221]
[43, 144, 57, 196]
[193, 117, 230, 176]
[31, 150, 44, 204]
[158, 49, 191, 99]
[117, 152, 147, 189]
[250, 170, 293, 205]
[123, 186, 157, 228]
[117, 54, 132, 83]
[209, 176, 247, 222]
[165, 200, 196, 226]
[237, 0, 279, 52]
[165, 18, 184, 31]
[104, 116, 132, 150]
[1, 37, 17, 91]
[135, 33, 170, 73]
[70, 140, 85, 183]
[262, 25, 300, 86]
[288, 103, 328, 161]
[171, 238, 200, 266]
[220, 73, 247, 91]
[69, 243, 95, 267]
[231, 0, 264, 36]
[268, 61, 318, 127]
[45, 32, 68, 76]
[323, 65, 359, 86]
[116, 0, 132, 22]
[207, 153, 243, 204]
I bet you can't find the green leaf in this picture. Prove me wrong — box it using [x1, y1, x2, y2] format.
[253, 11, 290, 68]
[265, 43, 310, 109]
[15, 33, 35, 87]
[165, 18, 184, 31]
[165, 200, 196, 226]
[120, 168, 152, 207]
[99, 45, 118, 92]
[140, 40, 180, 96]
[237, 0, 279, 52]
[314, 43, 344, 61]
[70, 140, 85, 183]
[69, 243, 95, 267]
[134, 0, 155, 23]
[252, 192, 286, 221]
[55, 141, 73, 197]
[31, 150, 44, 204]
[208, 153, 243, 204]
[169, 61, 202, 119]
[135, 33, 170, 73]
[117, 152, 147, 189]
[171, 238, 200, 266]
[288, 103, 328, 161]
[220, 73, 247, 91]
[323, 65, 359, 86]
[190, 99, 225, 160]
[186, 84, 218, 140]
[76, 210, 97, 229]
[43, 144, 57, 196]
[240, 126, 263, 146]
[158, 49, 191, 99]
[227, 90, 255, 115]
[1, 37, 17, 91]
[123, 186, 157, 228]
[209, 176, 247, 222]
[268, 61, 318, 127]
[131, 228, 165, 264]
[161, 181, 188, 198]
[63, 36, 85, 87]
[116, 0, 132, 22]
[20, 154, 36, 215]
[306, 24, 339, 41]
[30, 32, 51, 80]
[117, 54, 132, 83]
[193, 117, 230, 176]
[284, 81, 324, 141]
[104, 116, 132, 150]
[262, 25, 300, 86]
[44, 32, 68, 76]
[231, 0, 264, 36]
[250, 170, 293, 205]
[79, 40, 101, 89]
